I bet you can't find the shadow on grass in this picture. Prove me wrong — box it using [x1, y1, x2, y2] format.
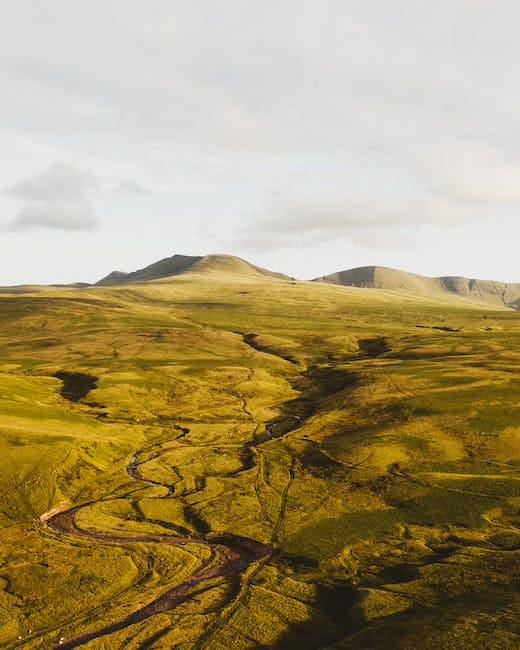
[273, 583, 361, 649]
[55, 370, 98, 402]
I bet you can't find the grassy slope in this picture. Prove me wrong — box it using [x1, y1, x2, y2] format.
[315, 265, 520, 309]
[96, 253, 290, 285]
[0, 274, 519, 648]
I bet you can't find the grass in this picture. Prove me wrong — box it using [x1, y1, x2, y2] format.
[0, 273, 519, 648]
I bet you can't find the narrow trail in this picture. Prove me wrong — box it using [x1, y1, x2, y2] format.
[270, 461, 295, 544]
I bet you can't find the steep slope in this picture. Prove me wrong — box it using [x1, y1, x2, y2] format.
[96, 255, 203, 285]
[96, 254, 289, 285]
[314, 266, 520, 309]
[437, 276, 520, 306]
[189, 254, 290, 280]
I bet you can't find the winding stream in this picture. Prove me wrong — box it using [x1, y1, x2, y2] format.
[42, 427, 278, 649]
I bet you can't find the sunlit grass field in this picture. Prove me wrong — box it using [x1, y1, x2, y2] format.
[0, 271, 519, 648]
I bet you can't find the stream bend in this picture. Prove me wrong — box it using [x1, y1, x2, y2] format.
[43, 433, 272, 650]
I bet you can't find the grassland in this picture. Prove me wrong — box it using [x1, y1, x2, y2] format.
[0, 270, 519, 648]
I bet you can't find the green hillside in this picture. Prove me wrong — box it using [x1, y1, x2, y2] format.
[96, 253, 290, 285]
[0, 270, 519, 649]
[315, 265, 520, 309]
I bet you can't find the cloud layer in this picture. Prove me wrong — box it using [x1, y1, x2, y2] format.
[237, 185, 476, 251]
[117, 180, 150, 194]
[1, 2, 520, 282]
[6, 162, 98, 231]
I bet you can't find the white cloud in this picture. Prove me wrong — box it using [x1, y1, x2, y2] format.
[10, 199, 96, 231]
[418, 141, 520, 206]
[1, 1, 520, 281]
[117, 180, 150, 194]
[237, 185, 474, 251]
[7, 161, 96, 201]
[5, 162, 98, 231]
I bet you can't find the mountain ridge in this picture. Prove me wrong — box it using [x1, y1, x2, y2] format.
[313, 265, 520, 309]
[96, 253, 290, 285]
[94, 254, 519, 310]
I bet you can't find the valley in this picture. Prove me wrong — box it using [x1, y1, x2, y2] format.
[0, 260, 519, 648]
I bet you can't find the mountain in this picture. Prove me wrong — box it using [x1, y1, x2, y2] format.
[96, 254, 290, 285]
[96, 255, 519, 309]
[314, 265, 520, 309]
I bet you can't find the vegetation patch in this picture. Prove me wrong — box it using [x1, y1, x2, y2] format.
[0, 273, 519, 647]
[54, 370, 98, 402]
[358, 337, 390, 357]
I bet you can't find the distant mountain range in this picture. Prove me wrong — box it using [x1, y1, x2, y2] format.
[96, 254, 520, 309]
[314, 265, 520, 309]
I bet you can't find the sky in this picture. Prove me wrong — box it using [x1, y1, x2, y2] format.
[1, 0, 520, 285]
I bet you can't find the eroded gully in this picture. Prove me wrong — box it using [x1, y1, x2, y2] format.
[38, 340, 308, 649]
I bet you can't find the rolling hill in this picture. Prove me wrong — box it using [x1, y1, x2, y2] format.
[95, 254, 520, 312]
[1, 260, 520, 648]
[96, 253, 290, 285]
[96, 254, 520, 311]
[314, 265, 520, 309]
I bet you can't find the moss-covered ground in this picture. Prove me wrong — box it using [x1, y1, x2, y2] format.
[0, 272, 519, 648]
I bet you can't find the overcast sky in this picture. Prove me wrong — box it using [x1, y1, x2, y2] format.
[1, 0, 520, 285]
